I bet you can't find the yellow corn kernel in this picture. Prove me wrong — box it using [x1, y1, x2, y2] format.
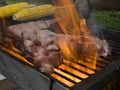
[13, 4, 56, 21]
[0, 2, 29, 17]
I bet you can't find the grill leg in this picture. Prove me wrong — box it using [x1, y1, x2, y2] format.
[49, 78, 54, 90]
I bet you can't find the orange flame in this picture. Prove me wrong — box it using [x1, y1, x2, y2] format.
[53, 0, 90, 35]
[53, 0, 98, 72]
[0, 0, 98, 86]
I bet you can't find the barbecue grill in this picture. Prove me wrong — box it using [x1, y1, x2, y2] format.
[0, 1, 120, 89]
[0, 24, 120, 90]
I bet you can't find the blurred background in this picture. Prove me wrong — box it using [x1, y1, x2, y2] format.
[91, 0, 120, 30]
[1, 0, 120, 30]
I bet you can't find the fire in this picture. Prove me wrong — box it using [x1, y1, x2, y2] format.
[0, 17, 32, 66]
[0, 0, 98, 87]
[53, 0, 80, 35]
[53, 0, 98, 79]
[53, 0, 90, 35]
[1, 17, 6, 30]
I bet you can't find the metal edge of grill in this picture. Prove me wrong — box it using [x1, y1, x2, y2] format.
[71, 27, 120, 90]
[72, 57, 120, 90]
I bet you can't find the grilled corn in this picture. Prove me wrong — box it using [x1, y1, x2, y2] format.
[13, 4, 56, 21]
[0, 2, 29, 18]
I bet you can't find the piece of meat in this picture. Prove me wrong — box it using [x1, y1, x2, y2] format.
[21, 30, 62, 73]
[6, 21, 110, 73]
[21, 29, 110, 73]
[26, 22, 40, 30]
[7, 19, 57, 39]
[57, 34, 98, 60]
[32, 48, 62, 73]
[95, 38, 111, 57]
[45, 19, 57, 27]
[58, 34, 110, 59]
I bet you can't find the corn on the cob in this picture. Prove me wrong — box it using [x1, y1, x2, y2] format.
[0, 2, 29, 18]
[13, 4, 56, 21]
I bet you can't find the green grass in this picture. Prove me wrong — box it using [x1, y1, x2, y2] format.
[93, 10, 120, 30]
[5, 0, 46, 5]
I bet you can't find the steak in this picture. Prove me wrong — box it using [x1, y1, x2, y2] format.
[6, 19, 110, 73]
[21, 30, 62, 74]
[7, 19, 56, 40]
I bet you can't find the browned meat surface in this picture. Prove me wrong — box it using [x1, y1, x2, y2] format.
[6, 19, 110, 73]
[57, 34, 97, 60]
[7, 19, 56, 40]
[21, 30, 62, 73]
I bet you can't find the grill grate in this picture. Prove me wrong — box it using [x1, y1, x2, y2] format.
[0, 28, 120, 89]
[51, 57, 111, 88]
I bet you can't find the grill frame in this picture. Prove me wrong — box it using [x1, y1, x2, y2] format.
[72, 58, 120, 90]
[0, 1, 120, 89]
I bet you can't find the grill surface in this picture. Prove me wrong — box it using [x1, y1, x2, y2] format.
[0, 27, 120, 90]
[72, 28, 120, 90]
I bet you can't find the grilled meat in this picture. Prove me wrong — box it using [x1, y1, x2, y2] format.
[21, 30, 62, 74]
[57, 34, 97, 60]
[7, 19, 56, 39]
[6, 20, 110, 73]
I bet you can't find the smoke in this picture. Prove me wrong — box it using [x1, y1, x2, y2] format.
[75, 0, 105, 39]
[86, 13, 105, 39]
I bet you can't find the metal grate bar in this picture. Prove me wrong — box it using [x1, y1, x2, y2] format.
[54, 68, 84, 80]
[53, 69, 80, 83]
[58, 64, 89, 78]
[51, 73, 75, 87]
[63, 59, 95, 75]
[97, 58, 111, 65]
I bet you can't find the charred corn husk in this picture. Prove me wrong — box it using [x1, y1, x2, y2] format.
[0, 2, 29, 18]
[13, 4, 56, 21]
